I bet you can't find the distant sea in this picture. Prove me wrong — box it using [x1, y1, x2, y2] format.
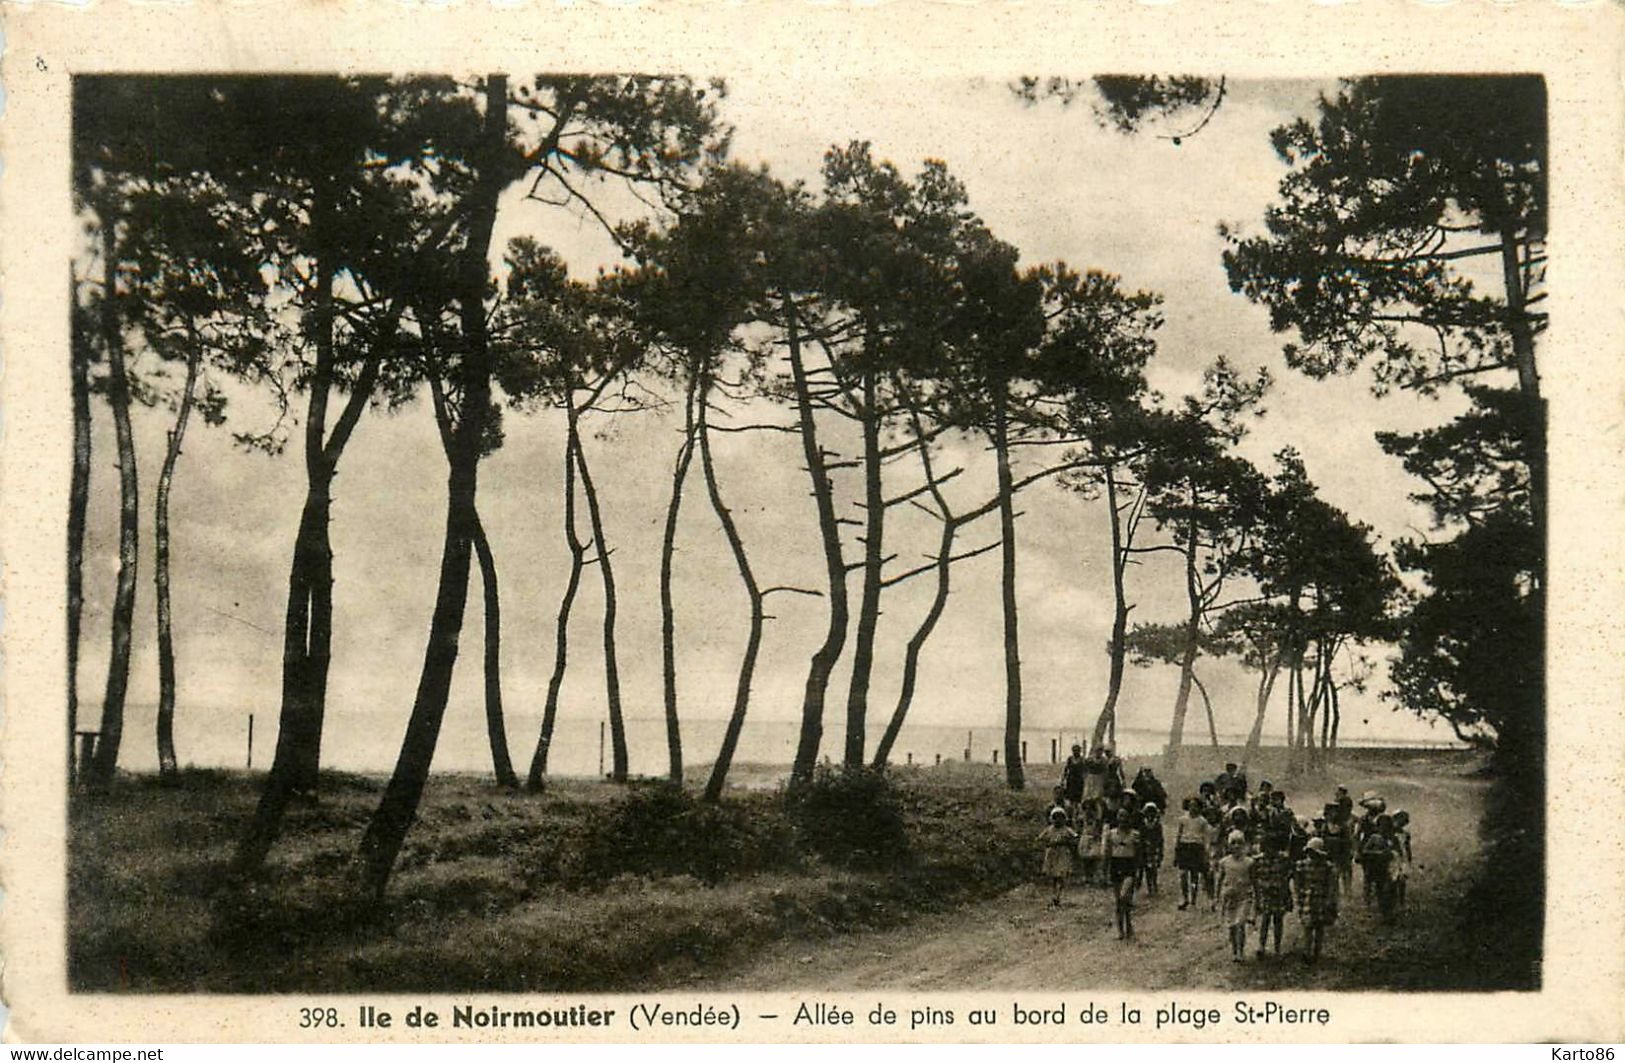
[92, 701, 1465, 781]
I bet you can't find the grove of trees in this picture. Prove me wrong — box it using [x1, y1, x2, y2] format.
[68, 73, 1543, 898]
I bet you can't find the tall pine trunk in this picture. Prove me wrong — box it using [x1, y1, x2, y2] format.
[283, 218, 342, 797]
[572, 420, 628, 782]
[357, 74, 506, 899]
[426, 367, 515, 791]
[992, 382, 1024, 790]
[471, 512, 517, 788]
[1303, 645, 1327, 771]
[659, 374, 700, 784]
[1500, 227, 1543, 580]
[1092, 467, 1130, 749]
[1284, 642, 1297, 752]
[1294, 653, 1314, 772]
[527, 431, 585, 790]
[1317, 650, 1332, 753]
[68, 282, 94, 787]
[698, 380, 765, 802]
[1241, 651, 1281, 770]
[1500, 228, 1545, 766]
[237, 223, 339, 871]
[1328, 673, 1342, 753]
[88, 218, 138, 791]
[787, 304, 847, 784]
[1161, 499, 1201, 773]
[1286, 637, 1306, 774]
[154, 336, 203, 777]
[843, 360, 884, 767]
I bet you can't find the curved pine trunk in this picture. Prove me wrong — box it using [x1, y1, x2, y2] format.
[843, 362, 884, 767]
[155, 338, 203, 778]
[787, 305, 847, 784]
[68, 283, 93, 787]
[872, 514, 956, 770]
[89, 219, 138, 792]
[360, 471, 478, 896]
[698, 385, 765, 803]
[992, 386, 1024, 790]
[572, 422, 628, 782]
[357, 74, 506, 899]
[527, 432, 585, 791]
[1192, 671, 1220, 747]
[659, 375, 700, 784]
[471, 511, 517, 789]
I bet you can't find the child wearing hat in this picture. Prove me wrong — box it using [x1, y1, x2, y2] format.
[1356, 793, 1385, 845]
[1322, 801, 1353, 891]
[1252, 833, 1295, 958]
[1048, 786, 1070, 825]
[1038, 807, 1080, 907]
[1357, 812, 1397, 917]
[1294, 836, 1339, 961]
[1391, 810, 1414, 912]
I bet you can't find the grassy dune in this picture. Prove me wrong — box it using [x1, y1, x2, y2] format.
[67, 752, 1531, 993]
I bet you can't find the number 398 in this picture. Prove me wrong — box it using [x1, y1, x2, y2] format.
[300, 1006, 341, 1028]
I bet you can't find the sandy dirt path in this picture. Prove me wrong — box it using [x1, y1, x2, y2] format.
[708, 771, 1484, 993]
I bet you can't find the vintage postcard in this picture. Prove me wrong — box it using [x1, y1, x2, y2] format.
[2, 0, 1622, 1045]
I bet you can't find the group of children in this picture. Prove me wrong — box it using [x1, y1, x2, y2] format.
[1038, 748, 1416, 963]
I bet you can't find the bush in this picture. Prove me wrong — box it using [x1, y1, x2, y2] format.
[577, 783, 795, 885]
[784, 766, 909, 870]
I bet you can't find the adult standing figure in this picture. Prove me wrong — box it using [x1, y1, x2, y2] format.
[1102, 744, 1126, 802]
[1061, 744, 1087, 819]
[1131, 766, 1168, 811]
[1081, 742, 1109, 816]
[1215, 761, 1246, 803]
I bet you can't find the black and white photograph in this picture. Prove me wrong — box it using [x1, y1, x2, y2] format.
[3, 2, 1622, 1046]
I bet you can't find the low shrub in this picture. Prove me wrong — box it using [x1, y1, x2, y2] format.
[784, 766, 909, 870]
[576, 783, 796, 885]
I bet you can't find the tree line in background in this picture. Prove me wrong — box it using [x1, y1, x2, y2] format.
[68, 73, 1544, 898]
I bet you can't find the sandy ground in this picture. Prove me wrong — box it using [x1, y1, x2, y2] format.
[708, 769, 1486, 992]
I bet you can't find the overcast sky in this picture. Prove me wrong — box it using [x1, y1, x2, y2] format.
[78, 75, 1481, 777]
